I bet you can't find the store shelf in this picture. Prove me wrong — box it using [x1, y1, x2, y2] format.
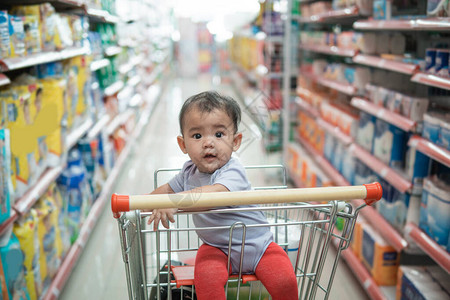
[90, 58, 110, 72]
[127, 74, 141, 87]
[0, 73, 10, 87]
[86, 115, 111, 140]
[353, 54, 419, 75]
[337, 238, 387, 300]
[66, 118, 94, 150]
[353, 18, 450, 31]
[351, 97, 417, 132]
[14, 166, 65, 215]
[297, 6, 360, 23]
[408, 135, 450, 168]
[104, 81, 124, 97]
[405, 223, 450, 273]
[86, 8, 120, 23]
[0, 46, 89, 72]
[118, 54, 144, 75]
[300, 44, 357, 57]
[296, 136, 350, 187]
[316, 118, 353, 145]
[0, 211, 18, 236]
[301, 70, 357, 96]
[315, 75, 357, 96]
[104, 46, 122, 57]
[411, 72, 450, 91]
[105, 110, 135, 136]
[295, 96, 320, 118]
[0, 0, 85, 10]
[350, 144, 412, 193]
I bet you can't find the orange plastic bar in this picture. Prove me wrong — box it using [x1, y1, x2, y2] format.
[111, 183, 382, 217]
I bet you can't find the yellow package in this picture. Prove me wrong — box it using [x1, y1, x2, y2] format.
[23, 15, 41, 55]
[351, 215, 366, 260]
[13, 209, 44, 300]
[9, 15, 26, 58]
[4, 88, 35, 198]
[12, 77, 47, 181]
[47, 182, 70, 256]
[39, 3, 57, 52]
[37, 194, 63, 279]
[39, 77, 67, 167]
[361, 224, 399, 286]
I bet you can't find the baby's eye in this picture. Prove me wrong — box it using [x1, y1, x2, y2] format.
[215, 132, 224, 138]
[193, 133, 202, 139]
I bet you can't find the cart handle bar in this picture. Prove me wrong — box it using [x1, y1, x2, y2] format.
[111, 183, 382, 218]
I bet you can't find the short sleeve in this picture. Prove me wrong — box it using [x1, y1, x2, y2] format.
[211, 158, 250, 192]
[168, 160, 194, 193]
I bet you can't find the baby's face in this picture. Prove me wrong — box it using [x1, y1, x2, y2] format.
[178, 107, 242, 174]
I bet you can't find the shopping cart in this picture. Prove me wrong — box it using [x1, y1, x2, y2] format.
[111, 165, 382, 300]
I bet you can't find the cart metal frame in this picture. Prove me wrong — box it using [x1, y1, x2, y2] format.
[113, 165, 379, 300]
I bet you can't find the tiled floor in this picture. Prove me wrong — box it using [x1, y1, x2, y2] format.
[59, 74, 369, 299]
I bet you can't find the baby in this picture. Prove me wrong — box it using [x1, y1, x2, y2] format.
[147, 91, 298, 300]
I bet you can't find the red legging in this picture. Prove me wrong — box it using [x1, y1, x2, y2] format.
[194, 242, 298, 300]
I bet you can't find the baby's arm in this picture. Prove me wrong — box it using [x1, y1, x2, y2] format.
[148, 183, 230, 230]
[147, 183, 178, 230]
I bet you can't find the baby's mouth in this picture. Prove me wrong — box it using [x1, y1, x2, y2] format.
[204, 154, 216, 159]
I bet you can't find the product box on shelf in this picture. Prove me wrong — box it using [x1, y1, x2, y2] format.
[419, 175, 450, 247]
[0, 129, 12, 225]
[0, 233, 30, 300]
[8, 15, 26, 58]
[373, 118, 407, 169]
[13, 209, 45, 300]
[377, 179, 421, 232]
[361, 223, 400, 286]
[40, 77, 67, 168]
[0, 11, 11, 59]
[351, 214, 368, 260]
[356, 111, 376, 153]
[396, 265, 450, 300]
[405, 146, 431, 190]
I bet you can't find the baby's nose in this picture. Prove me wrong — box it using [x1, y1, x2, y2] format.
[203, 137, 214, 147]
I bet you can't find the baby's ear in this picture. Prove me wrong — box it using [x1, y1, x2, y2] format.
[177, 135, 188, 154]
[233, 132, 243, 151]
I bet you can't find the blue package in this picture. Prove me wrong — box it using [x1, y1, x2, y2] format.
[439, 119, 450, 150]
[356, 111, 376, 153]
[423, 112, 442, 144]
[0, 129, 12, 225]
[373, 119, 407, 169]
[405, 145, 431, 190]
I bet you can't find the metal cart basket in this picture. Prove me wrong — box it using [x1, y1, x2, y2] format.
[111, 165, 382, 300]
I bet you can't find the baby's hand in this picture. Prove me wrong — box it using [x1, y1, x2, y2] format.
[147, 208, 177, 231]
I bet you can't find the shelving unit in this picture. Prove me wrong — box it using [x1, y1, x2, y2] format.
[405, 223, 450, 274]
[42, 81, 164, 300]
[350, 97, 417, 132]
[0, 1, 172, 299]
[411, 72, 450, 91]
[352, 54, 419, 75]
[0, 46, 90, 72]
[408, 136, 450, 168]
[285, 4, 450, 298]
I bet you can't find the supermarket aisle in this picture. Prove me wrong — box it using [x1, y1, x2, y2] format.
[60, 73, 369, 299]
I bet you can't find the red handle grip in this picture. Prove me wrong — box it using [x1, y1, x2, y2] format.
[363, 182, 383, 205]
[111, 194, 130, 218]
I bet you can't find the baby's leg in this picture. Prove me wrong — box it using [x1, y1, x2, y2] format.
[255, 242, 298, 300]
[194, 244, 229, 300]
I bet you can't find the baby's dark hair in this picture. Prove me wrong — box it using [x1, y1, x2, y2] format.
[179, 91, 241, 135]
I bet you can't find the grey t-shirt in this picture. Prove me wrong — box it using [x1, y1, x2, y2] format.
[168, 157, 273, 273]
